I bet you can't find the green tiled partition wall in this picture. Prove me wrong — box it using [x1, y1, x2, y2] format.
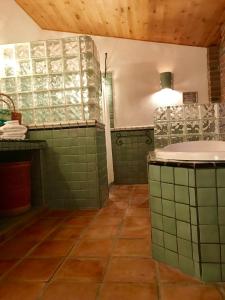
[29, 124, 108, 209]
[111, 128, 154, 184]
[148, 163, 225, 282]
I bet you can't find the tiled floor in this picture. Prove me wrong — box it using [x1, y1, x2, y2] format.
[0, 184, 224, 299]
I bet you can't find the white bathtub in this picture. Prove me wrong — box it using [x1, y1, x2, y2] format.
[155, 141, 225, 161]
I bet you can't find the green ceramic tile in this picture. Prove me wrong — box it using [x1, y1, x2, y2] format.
[164, 232, 177, 252]
[197, 188, 217, 206]
[218, 188, 225, 206]
[196, 169, 216, 188]
[198, 207, 218, 225]
[151, 212, 163, 230]
[176, 221, 191, 240]
[174, 168, 188, 186]
[217, 169, 225, 187]
[199, 225, 219, 243]
[194, 262, 201, 278]
[149, 165, 160, 181]
[152, 244, 165, 262]
[163, 216, 176, 235]
[152, 228, 164, 246]
[192, 225, 198, 243]
[161, 166, 174, 183]
[162, 199, 175, 218]
[175, 185, 189, 204]
[192, 243, 200, 261]
[189, 187, 196, 206]
[177, 238, 192, 258]
[201, 263, 221, 281]
[218, 207, 225, 224]
[190, 207, 197, 225]
[201, 244, 220, 262]
[175, 203, 190, 222]
[179, 255, 195, 276]
[221, 245, 225, 262]
[165, 249, 179, 268]
[150, 196, 162, 214]
[222, 264, 225, 281]
[161, 183, 174, 200]
[220, 226, 225, 243]
[188, 169, 196, 187]
[150, 180, 161, 198]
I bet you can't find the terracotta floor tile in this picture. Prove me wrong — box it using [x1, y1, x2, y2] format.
[0, 259, 18, 276]
[161, 284, 222, 300]
[47, 226, 84, 240]
[130, 198, 149, 208]
[64, 216, 94, 227]
[158, 262, 200, 283]
[44, 210, 73, 218]
[42, 280, 99, 300]
[0, 239, 36, 259]
[71, 210, 99, 217]
[55, 258, 107, 282]
[124, 216, 150, 227]
[126, 208, 150, 217]
[99, 283, 158, 300]
[107, 201, 129, 210]
[113, 239, 150, 257]
[0, 280, 44, 300]
[29, 240, 74, 257]
[83, 225, 119, 239]
[92, 216, 123, 226]
[98, 208, 125, 217]
[71, 239, 114, 257]
[120, 224, 150, 238]
[7, 258, 61, 281]
[105, 257, 156, 283]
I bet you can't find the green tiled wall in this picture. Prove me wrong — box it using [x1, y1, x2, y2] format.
[148, 164, 225, 282]
[111, 128, 154, 184]
[29, 126, 108, 209]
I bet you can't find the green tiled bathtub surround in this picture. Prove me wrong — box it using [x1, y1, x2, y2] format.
[111, 127, 154, 184]
[29, 124, 108, 209]
[148, 162, 225, 282]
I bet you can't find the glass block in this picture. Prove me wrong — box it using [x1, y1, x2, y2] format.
[65, 88, 81, 104]
[8, 94, 18, 110]
[17, 60, 32, 76]
[154, 107, 169, 122]
[217, 103, 225, 118]
[155, 122, 169, 135]
[218, 118, 225, 134]
[80, 36, 93, 53]
[219, 134, 225, 141]
[49, 74, 63, 89]
[169, 106, 184, 121]
[31, 41, 46, 58]
[154, 136, 169, 149]
[46, 39, 62, 57]
[186, 121, 200, 134]
[33, 92, 49, 107]
[1, 78, 17, 93]
[34, 108, 51, 123]
[81, 70, 96, 87]
[186, 135, 201, 141]
[15, 43, 30, 59]
[171, 135, 184, 144]
[84, 104, 100, 120]
[50, 90, 65, 106]
[17, 76, 32, 92]
[81, 52, 95, 70]
[170, 122, 184, 135]
[66, 105, 83, 120]
[202, 119, 216, 133]
[52, 107, 66, 122]
[18, 93, 33, 109]
[48, 58, 63, 73]
[33, 75, 48, 91]
[33, 59, 47, 74]
[184, 104, 200, 120]
[63, 37, 79, 56]
[64, 73, 80, 88]
[64, 56, 80, 72]
[3, 47, 14, 60]
[3, 62, 16, 77]
[82, 87, 97, 104]
[201, 104, 215, 119]
[21, 109, 34, 125]
[203, 134, 218, 141]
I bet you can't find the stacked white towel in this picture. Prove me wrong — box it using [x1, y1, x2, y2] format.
[0, 120, 27, 140]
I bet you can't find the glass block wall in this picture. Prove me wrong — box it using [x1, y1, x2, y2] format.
[0, 36, 102, 125]
[154, 103, 225, 148]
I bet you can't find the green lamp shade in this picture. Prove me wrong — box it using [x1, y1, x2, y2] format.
[160, 72, 173, 89]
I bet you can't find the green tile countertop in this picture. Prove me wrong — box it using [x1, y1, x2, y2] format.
[0, 140, 47, 151]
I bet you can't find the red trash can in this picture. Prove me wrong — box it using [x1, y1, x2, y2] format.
[0, 161, 31, 216]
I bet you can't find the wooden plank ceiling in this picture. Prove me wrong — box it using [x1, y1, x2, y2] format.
[15, 0, 225, 47]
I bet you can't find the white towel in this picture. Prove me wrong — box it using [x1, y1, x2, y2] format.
[0, 134, 25, 140]
[0, 127, 27, 134]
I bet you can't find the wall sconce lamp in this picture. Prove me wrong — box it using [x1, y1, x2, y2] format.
[160, 72, 173, 89]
